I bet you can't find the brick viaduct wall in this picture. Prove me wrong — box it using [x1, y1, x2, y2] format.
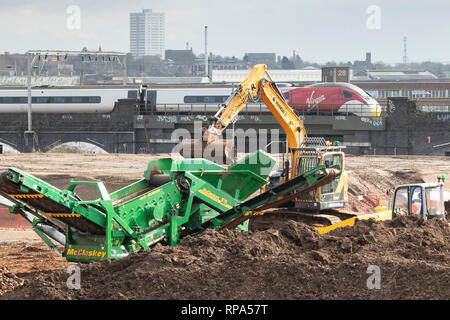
[0, 99, 136, 153]
[0, 97, 448, 156]
[370, 97, 450, 155]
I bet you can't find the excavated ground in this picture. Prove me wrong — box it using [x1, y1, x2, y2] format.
[0, 154, 449, 299]
[1, 216, 448, 300]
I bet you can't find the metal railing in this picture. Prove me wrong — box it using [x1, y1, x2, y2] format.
[135, 103, 388, 118]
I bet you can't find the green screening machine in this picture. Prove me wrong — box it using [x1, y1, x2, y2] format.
[0, 150, 338, 263]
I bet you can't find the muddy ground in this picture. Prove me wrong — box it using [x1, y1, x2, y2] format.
[1, 216, 448, 300]
[0, 153, 449, 299]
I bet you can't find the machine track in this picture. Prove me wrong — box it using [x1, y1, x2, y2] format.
[249, 209, 352, 231]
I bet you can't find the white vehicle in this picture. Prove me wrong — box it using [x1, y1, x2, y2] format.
[0, 86, 139, 113]
[1, 84, 375, 116]
[144, 86, 292, 114]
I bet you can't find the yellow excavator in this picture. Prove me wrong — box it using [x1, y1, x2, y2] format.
[180, 64, 348, 213]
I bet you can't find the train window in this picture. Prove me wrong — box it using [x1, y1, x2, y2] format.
[204, 96, 216, 103]
[128, 90, 138, 99]
[342, 90, 353, 99]
[184, 96, 199, 103]
[70, 97, 83, 103]
[365, 90, 376, 98]
[0, 97, 14, 103]
[51, 97, 65, 103]
[283, 92, 290, 100]
[146, 91, 157, 106]
[0, 96, 100, 104]
[216, 96, 229, 103]
[183, 96, 228, 104]
[87, 96, 101, 103]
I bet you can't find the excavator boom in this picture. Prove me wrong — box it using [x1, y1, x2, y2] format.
[211, 64, 268, 134]
[179, 64, 347, 212]
[180, 64, 307, 164]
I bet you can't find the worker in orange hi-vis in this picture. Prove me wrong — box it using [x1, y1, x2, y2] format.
[410, 192, 423, 215]
[411, 201, 422, 215]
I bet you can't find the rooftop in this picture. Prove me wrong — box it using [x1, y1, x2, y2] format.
[353, 70, 438, 81]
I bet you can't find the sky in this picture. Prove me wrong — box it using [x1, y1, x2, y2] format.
[0, 0, 449, 64]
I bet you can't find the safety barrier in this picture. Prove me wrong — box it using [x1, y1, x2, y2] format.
[136, 103, 387, 118]
[343, 194, 391, 214]
[0, 207, 32, 230]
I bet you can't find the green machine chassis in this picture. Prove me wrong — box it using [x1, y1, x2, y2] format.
[0, 150, 338, 263]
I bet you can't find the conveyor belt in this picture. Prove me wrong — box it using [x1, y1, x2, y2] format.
[0, 172, 105, 234]
[181, 167, 337, 238]
[219, 168, 338, 230]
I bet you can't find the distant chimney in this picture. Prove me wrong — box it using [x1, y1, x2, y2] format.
[366, 52, 371, 64]
[204, 26, 208, 76]
[208, 52, 213, 83]
[403, 36, 408, 64]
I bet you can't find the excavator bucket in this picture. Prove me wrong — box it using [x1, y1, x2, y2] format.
[178, 128, 236, 165]
[178, 139, 235, 165]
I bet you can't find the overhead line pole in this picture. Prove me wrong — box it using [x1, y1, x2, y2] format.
[27, 52, 32, 133]
[24, 50, 127, 151]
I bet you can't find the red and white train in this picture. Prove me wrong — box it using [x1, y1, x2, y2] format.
[283, 82, 382, 117]
[0, 82, 381, 116]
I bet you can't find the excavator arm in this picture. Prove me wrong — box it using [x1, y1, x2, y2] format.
[182, 64, 307, 165]
[207, 64, 306, 147]
[258, 79, 307, 151]
[207, 65, 270, 137]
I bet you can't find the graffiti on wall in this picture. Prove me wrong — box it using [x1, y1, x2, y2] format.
[437, 114, 450, 121]
[360, 117, 383, 127]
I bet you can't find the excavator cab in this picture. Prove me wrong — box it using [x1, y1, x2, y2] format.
[266, 137, 348, 211]
[391, 181, 446, 220]
[293, 138, 348, 211]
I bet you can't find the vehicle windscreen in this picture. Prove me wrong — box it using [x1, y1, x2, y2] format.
[425, 187, 443, 216]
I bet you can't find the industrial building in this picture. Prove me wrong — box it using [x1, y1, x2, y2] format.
[130, 9, 165, 59]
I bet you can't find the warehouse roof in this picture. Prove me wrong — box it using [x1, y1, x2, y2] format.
[353, 70, 438, 81]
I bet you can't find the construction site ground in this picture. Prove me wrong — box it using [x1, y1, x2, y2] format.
[0, 153, 449, 299]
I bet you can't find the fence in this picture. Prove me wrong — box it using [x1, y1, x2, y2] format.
[136, 103, 387, 118]
[0, 208, 32, 230]
[343, 194, 391, 215]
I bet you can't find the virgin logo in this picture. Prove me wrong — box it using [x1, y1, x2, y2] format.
[306, 91, 326, 110]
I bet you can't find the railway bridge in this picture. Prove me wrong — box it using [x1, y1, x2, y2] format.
[0, 97, 448, 156]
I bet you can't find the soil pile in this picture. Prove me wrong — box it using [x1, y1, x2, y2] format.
[0, 241, 69, 278]
[1, 215, 448, 300]
[0, 267, 24, 295]
[445, 200, 449, 220]
[345, 168, 425, 213]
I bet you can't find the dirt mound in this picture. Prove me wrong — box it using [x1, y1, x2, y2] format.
[345, 167, 426, 213]
[0, 267, 24, 296]
[445, 200, 450, 220]
[1, 216, 448, 300]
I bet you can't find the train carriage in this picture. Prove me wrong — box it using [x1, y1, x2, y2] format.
[0, 83, 381, 117]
